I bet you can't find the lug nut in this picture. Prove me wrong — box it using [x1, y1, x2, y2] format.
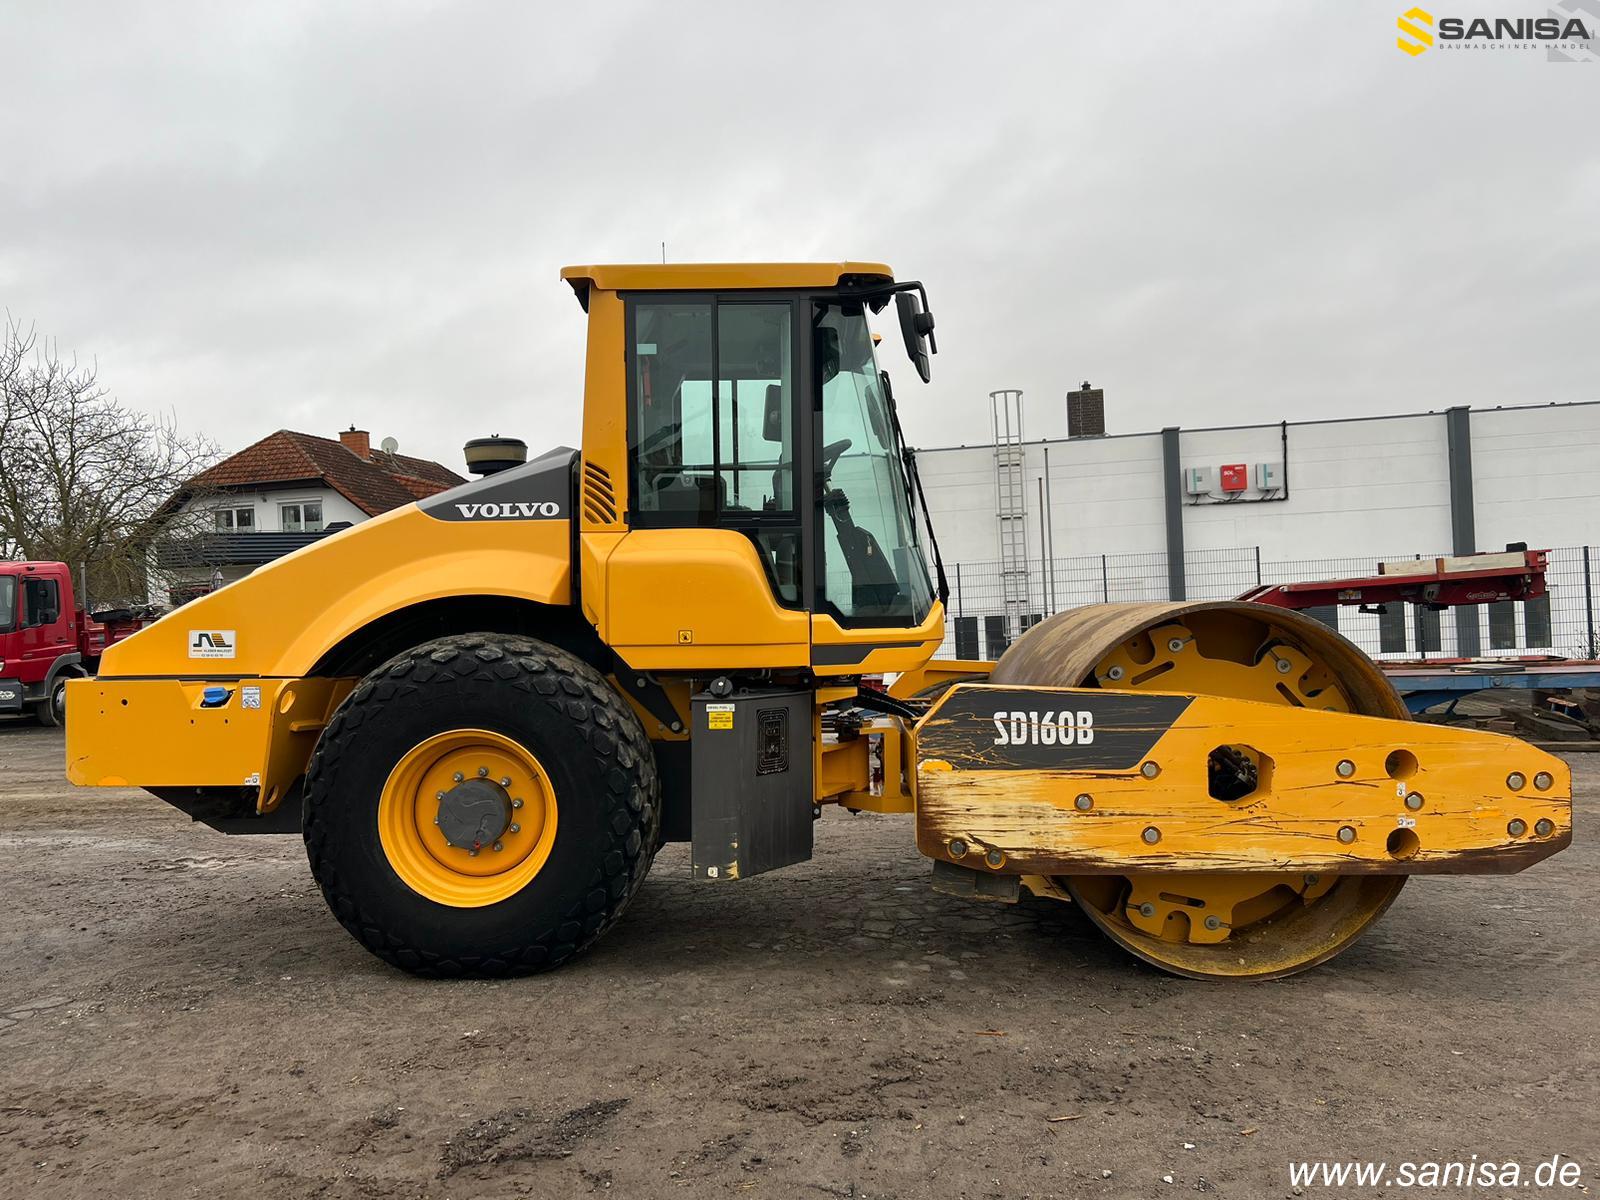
[1203, 915, 1222, 931]
[492, 841, 504, 852]
[436, 790, 446, 800]
[1141, 826, 1161, 845]
[1336, 759, 1356, 778]
[1140, 761, 1161, 779]
[1507, 818, 1527, 837]
[985, 849, 1004, 868]
[1534, 818, 1554, 837]
[1138, 902, 1157, 918]
[1533, 772, 1553, 791]
[453, 772, 464, 782]
[1507, 772, 1526, 790]
[1404, 792, 1424, 811]
[477, 767, 489, 777]
[468, 848, 479, 857]
[948, 838, 969, 859]
[512, 798, 524, 809]
[1337, 825, 1357, 844]
[509, 823, 521, 834]
[499, 776, 512, 787]
[1074, 793, 1093, 811]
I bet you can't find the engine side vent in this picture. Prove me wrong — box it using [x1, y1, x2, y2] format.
[582, 460, 617, 524]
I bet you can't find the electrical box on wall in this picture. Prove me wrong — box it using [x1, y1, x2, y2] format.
[1184, 466, 1214, 496]
[1254, 461, 1282, 491]
[1219, 463, 1249, 492]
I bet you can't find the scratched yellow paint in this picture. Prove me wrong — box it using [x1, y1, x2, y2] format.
[913, 688, 1571, 876]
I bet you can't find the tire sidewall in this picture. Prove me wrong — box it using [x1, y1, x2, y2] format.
[307, 639, 654, 971]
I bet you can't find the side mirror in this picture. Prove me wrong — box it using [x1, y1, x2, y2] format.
[762, 383, 784, 442]
[895, 292, 935, 383]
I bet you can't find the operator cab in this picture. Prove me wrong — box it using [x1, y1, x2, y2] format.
[578, 266, 944, 660]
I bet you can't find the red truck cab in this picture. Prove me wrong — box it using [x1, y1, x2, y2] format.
[0, 561, 154, 727]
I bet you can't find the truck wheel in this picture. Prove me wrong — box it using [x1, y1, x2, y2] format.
[303, 633, 659, 977]
[35, 674, 72, 728]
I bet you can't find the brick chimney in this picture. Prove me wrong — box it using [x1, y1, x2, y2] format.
[339, 426, 371, 459]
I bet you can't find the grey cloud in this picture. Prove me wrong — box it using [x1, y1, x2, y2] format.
[2, 1, 1594, 469]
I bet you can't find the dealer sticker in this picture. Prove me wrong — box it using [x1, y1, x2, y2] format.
[188, 630, 236, 659]
[706, 703, 735, 730]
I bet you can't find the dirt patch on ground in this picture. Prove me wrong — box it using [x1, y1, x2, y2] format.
[1, 721, 1596, 1197]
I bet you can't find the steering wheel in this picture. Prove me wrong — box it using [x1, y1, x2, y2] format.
[822, 438, 853, 476]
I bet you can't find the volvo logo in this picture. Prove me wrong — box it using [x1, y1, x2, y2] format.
[453, 501, 562, 520]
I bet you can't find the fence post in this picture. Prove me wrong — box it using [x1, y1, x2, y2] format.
[954, 562, 963, 618]
[1585, 546, 1596, 658]
[1101, 554, 1109, 602]
[1254, 546, 1261, 586]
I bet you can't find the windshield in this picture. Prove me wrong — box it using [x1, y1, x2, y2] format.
[815, 303, 934, 626]
[0, 575, 13, 632]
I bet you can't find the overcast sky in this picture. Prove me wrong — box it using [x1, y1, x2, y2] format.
[3, 1, 1596, 471]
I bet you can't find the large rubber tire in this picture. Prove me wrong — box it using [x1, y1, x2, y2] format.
[35, 673, 71, 728]
[303, 633, 659, 977]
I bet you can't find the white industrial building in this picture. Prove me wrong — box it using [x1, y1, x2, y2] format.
[912, 397, 1600, 662]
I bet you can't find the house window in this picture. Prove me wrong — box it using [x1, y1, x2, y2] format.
[214, 506, 254, 532]
[280, 502, 324, 533]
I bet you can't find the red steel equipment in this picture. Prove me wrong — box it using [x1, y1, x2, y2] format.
[0, 561, 156, 726]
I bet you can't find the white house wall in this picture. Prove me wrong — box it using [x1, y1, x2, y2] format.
[191, 487, 369, 532]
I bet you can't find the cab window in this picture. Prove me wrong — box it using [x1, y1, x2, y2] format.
[22, 577, 61, 627]
[629, 298, 800, 602]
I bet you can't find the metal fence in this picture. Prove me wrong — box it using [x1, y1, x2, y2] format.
[940, 545, 1600, 664]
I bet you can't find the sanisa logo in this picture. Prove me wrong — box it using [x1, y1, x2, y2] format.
[1398, 5, 1596, 58]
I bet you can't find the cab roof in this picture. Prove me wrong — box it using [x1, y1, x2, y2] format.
[560, 261, 894, 308]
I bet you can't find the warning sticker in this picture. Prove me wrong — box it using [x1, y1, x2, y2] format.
[706, 703, 735, 731]
[241, 686, 262, 710]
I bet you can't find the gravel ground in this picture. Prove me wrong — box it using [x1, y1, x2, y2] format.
[1, 720, 1595, 1199]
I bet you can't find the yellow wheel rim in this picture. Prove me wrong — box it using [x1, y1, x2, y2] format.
[378, 728, 558, 908]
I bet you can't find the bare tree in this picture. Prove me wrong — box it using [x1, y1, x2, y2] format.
[0, 316, 218, 606]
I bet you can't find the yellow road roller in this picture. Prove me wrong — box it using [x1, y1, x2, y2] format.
[66, 262, 1572, 979]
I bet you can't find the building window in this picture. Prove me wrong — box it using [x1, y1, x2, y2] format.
[1524, 594, 1552, 648]
[1488, 601, 1517, 651]
[954, 615, 979, 660]
[281, 502, 324, 533]
[1413, 604, 1442, 654]
[214, 506, 254, 532]
[1378, 604, 1407, 654]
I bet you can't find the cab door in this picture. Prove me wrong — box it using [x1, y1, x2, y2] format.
[599, 294, 812, 671]
[18, 573, 69, 683]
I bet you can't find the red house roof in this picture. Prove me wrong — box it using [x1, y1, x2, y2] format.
[182, 430, 464, 517]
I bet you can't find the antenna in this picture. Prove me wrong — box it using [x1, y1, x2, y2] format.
[661, 241, 667, 263]
[380, 436, 399, 454]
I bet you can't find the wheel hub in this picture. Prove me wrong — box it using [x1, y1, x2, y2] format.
[377, 728, 559, 906]
[436, 777, 513, 851]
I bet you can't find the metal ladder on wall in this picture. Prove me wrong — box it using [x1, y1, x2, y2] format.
[990, 389, 1030, 642]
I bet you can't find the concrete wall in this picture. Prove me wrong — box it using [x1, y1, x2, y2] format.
[1473, 404, 1600, 551]
[915, 400, 1600, 661]
[916, 400, 1599, 572]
